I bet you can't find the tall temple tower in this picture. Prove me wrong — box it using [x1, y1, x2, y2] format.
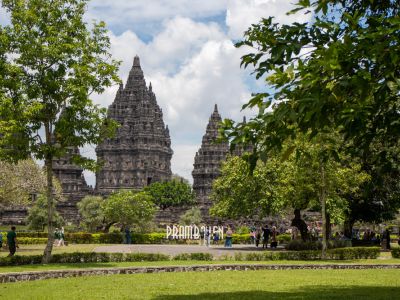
[95, 56, 173, 195]
[52, 146, 92, 222]
[192, 104, 229, 218]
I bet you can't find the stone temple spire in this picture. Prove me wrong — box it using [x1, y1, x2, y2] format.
[96, 55, 173, 194]
[192, 104, 229, 219]
[125, 55, 146, 91]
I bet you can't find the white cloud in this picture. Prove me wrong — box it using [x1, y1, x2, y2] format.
[226, 0, 310, 39]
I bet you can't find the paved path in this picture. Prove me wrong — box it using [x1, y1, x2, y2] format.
[94, 244, 284, 257]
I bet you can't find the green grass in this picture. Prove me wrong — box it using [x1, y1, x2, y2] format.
[0, 244, 100, 257]
[0, 258, 399, 274]
[0, 269, 399, 299]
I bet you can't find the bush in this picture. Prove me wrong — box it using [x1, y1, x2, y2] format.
[17, 237, 48, 244]
[173, 253, 213, 261]
[391, 248, 400, 258]
[236, 247, 380, 261]
[231, 234, 251, 244]
[0, 247, 380, 266]
[13, 232, 48, 238]
[285, 240, 351, 251]
[277, 234, 291, 244]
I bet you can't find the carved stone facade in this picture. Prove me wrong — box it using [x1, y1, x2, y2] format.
[95, 56, 173, 195]
[52, 146, 92, 222]
[192, 105, 229, 220]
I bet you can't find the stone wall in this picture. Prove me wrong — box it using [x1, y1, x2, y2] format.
[1, 264, 399, 283]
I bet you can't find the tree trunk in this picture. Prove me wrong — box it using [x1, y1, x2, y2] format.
[43, 125, 54, 263]
[344, 216, 354, 239]
[320, 163, 327, 259]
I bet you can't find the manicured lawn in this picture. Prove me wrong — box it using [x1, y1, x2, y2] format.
[1, 269, 399, 299]
[0, 244, 101, 257]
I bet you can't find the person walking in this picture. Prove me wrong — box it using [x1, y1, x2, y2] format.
[199, 228, 205, 246]
[205, 227, 210, 247]
[225, 227, 233, 248]
[6, 226, 18, 256]
[58, 227, 65, 246]
[262, 224, 270, 249]
[125, 227, 132, 244]
[0, 231, 3, 250]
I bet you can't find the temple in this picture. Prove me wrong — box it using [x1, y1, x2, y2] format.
[52, 146, 92, 222]
[95, 55, 173, 195]
[192, 104, 230, 220]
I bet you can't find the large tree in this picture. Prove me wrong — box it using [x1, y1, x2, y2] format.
[221, 0, 399, 253]
[144, 179, 195, 210]
[0, 0, 119, 262]
[211, 134, 369, 254]
[77, 195, 105, 232]
[0, 159, 46, 207]
[102, 191, 157, 231]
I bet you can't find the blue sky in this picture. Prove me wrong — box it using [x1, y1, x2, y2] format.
[0, 0, 310, 184]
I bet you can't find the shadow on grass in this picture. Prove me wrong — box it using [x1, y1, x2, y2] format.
[153, 286, 400, 300]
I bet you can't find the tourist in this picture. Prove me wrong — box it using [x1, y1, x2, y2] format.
[262, 224, 270, 249]
[255, 227, 261, 247]
[225, 227, 233, 248]
[58, 227, 65, 246]
[6, 226, 18, 256]
[54, 228, 60, 246]
[199, 228, 205, 246]
[213, 231, 219, 245]
[205, 227, 210, 247]
[125, 227, 132, 244]
[270, 226, 278, 249]
[0, 231, 3, 249]
[250, 226, 256, 245]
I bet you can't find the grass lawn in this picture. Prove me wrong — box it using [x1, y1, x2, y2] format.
[0, 269, 398, 299]
[0, 244, 101, 257]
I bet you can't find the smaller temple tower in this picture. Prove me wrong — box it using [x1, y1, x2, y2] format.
[192, 104, 229, 219]
[52, 147, 92, 222]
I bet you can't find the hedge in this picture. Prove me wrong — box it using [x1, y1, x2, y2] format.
[0, 247, 380, 266]
[392, 248, 400, 258]
[234, 247, 380, 261]
[0, 252, 170, 266]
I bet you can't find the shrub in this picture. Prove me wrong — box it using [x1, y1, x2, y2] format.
[391, 248, 400, 258]
[14, 232, 48, 238]
[277, 234, 291, 244]
[231, 234, 251, 244]
[16, 237, 48, 244]
[126, 253, 170, 262]
[173, 253, 213, 261]
[285, 240, 351, 251]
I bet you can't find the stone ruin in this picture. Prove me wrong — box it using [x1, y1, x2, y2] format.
[0, 55, 245, 225]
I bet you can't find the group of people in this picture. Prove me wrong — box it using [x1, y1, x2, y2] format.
[199, 226, 233, 247]
[250, 225, 278, 249]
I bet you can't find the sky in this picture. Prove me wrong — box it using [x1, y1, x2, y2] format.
[0, 0, 309, 185]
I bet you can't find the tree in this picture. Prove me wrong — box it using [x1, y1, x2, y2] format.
[144, 180, 195, 210]
[0, 0, 119, 262]
[211, 134, 369, 254]
[102, 191, 156, 231]
[77, 195, 105, 232]
[179, 207, 202, 226]
[26, 195, 64, 231]
[220, 0, 398, 255]
[0, 159, 46, 207]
